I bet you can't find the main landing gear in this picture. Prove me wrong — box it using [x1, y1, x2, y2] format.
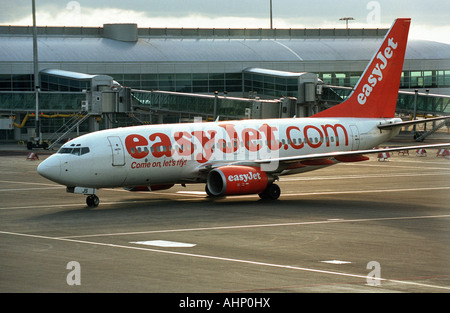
[86, 194, 100, 208]
[258, 183, 281, 200]
[205, 183, 281, 200]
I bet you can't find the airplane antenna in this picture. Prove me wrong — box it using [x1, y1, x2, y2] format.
[215, 116, 220, 122]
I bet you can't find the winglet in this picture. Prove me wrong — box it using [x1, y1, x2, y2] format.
[313, 18, 411, 118]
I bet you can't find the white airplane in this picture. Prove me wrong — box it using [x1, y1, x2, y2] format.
[38, 18, 450, 207]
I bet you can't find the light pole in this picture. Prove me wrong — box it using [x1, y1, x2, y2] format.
[32, 0, 41, 147]
[339, 17, 354, 29]
[270, 0, 273, 29]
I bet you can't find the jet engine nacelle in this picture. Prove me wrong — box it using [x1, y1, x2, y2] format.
[124, 184, 174, 192]
[206, 166, 270, 196]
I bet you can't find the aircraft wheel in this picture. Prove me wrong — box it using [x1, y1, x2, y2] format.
[259, 183, 281, 200]
[86, 195, 100, 207]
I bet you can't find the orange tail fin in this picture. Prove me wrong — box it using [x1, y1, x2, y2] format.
[313, 18, 411, 118]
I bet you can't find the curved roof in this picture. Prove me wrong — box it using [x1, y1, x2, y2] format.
[0, 36, 449, 64]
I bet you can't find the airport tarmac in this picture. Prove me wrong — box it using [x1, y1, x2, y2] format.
[0, 141, 449, 295]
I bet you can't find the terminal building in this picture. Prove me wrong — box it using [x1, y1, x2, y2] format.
[0, 23, 449, 144]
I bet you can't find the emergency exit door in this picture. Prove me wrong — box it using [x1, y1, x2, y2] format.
[349, 125, 360, 150]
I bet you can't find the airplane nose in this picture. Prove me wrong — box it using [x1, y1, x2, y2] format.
[37, 155, 61, 182]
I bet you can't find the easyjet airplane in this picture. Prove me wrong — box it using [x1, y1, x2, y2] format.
[38, 18, 450, 207]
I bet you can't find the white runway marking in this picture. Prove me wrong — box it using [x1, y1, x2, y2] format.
[342, 163, 450, 170]
[280, 171, 450, 181]
[320, 260, 352, 265]
[281, 186, 450, 197]
[1, 229, 449, 291]
[0, 180, 61, 187]
[131, 240, 196, 248]
[1, 185, 449, 210]
[0, 186, 63, 192]
[61, 214, 450, 239]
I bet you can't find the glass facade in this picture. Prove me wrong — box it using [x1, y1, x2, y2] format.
[243, 71, 299, 98]
[0, 70, 449, 95]
[112, 70, 450, 95]
[0, 74, 34, 91]
[318, 70, 450, 89]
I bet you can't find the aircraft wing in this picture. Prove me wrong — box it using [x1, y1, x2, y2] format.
[196, 143, 450, 175]
[248, 143, 450, 173]
[378, 116, 450, 130]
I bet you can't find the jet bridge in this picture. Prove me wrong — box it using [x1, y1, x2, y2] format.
[130, 89, 283, 121]
[319, 85, 450, 116]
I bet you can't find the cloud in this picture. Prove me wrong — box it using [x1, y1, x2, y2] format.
[3, 0, 449, 26]
[2, 0, 449, 44]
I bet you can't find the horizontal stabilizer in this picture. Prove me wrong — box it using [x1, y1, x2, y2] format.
[378, 116, 450, 130]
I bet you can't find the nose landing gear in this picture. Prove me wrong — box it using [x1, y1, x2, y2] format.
[66, 187, 100, 208]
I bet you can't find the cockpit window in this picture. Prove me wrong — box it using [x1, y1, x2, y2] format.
[57, 146, 90, 156]
[72, 148, 81, 156]
[58, 147, 73, 154]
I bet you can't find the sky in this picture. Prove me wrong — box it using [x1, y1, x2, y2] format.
[1, 0, 449, 44]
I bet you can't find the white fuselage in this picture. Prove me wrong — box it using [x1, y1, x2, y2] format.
[37, 117, 401, 189]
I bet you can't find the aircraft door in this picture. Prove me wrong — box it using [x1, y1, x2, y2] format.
[107, 136, 126, 166]
[349, 125, 360, 150]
